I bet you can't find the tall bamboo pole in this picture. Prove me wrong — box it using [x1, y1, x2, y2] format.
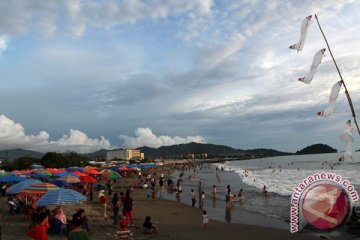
[314, 14, 360, 135]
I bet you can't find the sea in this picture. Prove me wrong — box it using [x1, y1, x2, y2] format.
[163, 152, 360, 238]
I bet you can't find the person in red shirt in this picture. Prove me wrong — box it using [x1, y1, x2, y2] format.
[27, 213, 49, 240]
[99, 190, 108, 220]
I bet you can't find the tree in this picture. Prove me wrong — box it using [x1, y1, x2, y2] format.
[12, 157, 40, 170]
[41, 152, 68, 168]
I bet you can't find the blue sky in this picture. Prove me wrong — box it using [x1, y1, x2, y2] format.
[1, 0, 360, 153]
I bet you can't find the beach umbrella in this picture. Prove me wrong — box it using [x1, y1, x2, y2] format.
[52, 169, 66, 174]
[36, 189, 87, 206]
[20, 183, 59, 194]
[58, 175, 80, 183]
[100, 169, 112, 174]
[84, 168, 101, 175]
[79, 175, 97, 183]
[0, 172, 12, 177]
[72, 171, 88, 177]
[39, 170, 52, 176]
[102, 171, 121, 180]
[0, 175, 27, 183]
[119, 166, 129, 171]
[67, 167, 84, 172]
[26, 173, 50, 180]
[45, 168, 62, 174]
[6, 179, 42, 194]
[54, 171, 79, 178]
[50, 180, 71, 188]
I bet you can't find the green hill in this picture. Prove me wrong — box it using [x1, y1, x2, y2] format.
[0, 148, 44, 161]
[138, 142, 291, 159]
[296, 144, 337, 155]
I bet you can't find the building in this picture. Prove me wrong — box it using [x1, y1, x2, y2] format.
[106, 149, 144, 161]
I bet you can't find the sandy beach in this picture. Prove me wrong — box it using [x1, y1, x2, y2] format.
[0, 172, 323, 240]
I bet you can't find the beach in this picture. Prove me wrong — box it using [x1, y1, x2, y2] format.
[0, 169, 322, 240]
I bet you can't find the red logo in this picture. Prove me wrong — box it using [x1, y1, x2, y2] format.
[301, 183, 350, 230]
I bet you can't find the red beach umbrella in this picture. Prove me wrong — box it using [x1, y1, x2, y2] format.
[72, 171, 88, 177]
[79, 175, 97, 183]
[84, 168, 102, 175]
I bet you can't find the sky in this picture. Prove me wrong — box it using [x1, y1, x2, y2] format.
[1, 0, 360, 153]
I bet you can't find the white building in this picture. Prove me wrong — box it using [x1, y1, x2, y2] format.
[106, 149, 144, 161]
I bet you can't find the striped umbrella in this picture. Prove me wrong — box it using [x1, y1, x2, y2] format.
[36, 189, 87, 206]
[102, 171, 121, 180]
[20, 183, 59, 194]
[6, 179, 42, 194]
[58, 175, 80, 183]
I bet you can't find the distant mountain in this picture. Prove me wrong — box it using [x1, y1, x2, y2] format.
[0, 149, 44, 161]
[137, 142, 291, 159]
[82, 149, 107, 159]
[296, 144, 337, 155]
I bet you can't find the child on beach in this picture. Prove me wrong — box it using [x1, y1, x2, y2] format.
[114, 218, 134, 240]
[202, 210, 209, 229]
[143, 216, 159, 235]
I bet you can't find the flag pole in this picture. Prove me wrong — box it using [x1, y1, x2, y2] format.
[314, 14, 360, 135]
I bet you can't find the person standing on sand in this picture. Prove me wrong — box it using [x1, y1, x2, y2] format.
[112, 193, 120, 227]
[123, 190, 134, 226]
[99, 190, 108, 220]
[190, 189, 196, 207]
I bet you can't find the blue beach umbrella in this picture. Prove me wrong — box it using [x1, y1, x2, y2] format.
[6, 179, 42, 194]
[0, 175, 27, 183]
[66, 167, 84, 172]
[54, 172, 80, 178]
[36, 189, 87, 206]
[26, 173, 50, 180]
[50, 180, 71, 188]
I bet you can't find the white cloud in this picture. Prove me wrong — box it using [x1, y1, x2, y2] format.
[0, 35, 8, 55]
[0, 0, 214, 39]
[119, 128, 206, 148]
[0, 114, 111, 153]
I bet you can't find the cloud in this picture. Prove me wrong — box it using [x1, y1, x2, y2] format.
[0, 35, 8, 55]
[119, 128, 206, 148]
[0, 114, 111, 153]
[0, 0, 214, 38]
